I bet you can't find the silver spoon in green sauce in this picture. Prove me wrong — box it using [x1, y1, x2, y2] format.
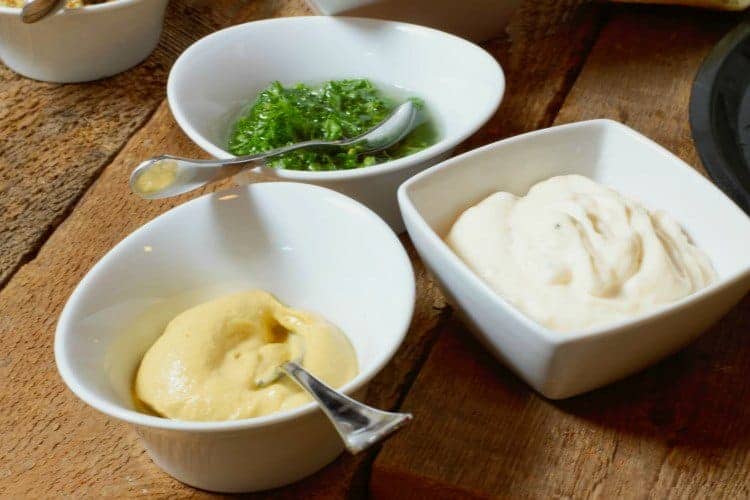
[129, 100, 419, 200]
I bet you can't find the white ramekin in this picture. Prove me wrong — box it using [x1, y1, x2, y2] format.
[399, 119, 750, 399]
[55, 182, 415, 492]
[0, 0, 169, 83]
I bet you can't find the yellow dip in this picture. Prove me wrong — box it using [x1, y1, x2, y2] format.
[447, 175, 716, 332]
[134, 290, 358, 421]
[134, 159, 178, 195]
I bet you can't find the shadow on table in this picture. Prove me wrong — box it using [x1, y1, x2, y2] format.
[552, 293, 750, 452]
[368, 292, 750, 497]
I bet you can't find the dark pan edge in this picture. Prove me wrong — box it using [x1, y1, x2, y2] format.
[689, 17, 750, 215]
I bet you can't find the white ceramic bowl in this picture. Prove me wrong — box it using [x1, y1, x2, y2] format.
[305, 0, 522, 42]
[167, 16, 505, 232]
[55, 182, 415, 492]
[0, 0, 169, 83]
[399, 119, 750, 399]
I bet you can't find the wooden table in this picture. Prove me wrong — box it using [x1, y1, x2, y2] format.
[1, 1, 748, 497]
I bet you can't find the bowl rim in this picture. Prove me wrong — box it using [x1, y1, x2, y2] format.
[166, 15, 505, 181]
[398, 118, 750, 345]
[0, 0, 154, 15]
[55, 182, 416, 432]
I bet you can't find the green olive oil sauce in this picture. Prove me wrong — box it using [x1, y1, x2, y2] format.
[227, 79, 438, 171]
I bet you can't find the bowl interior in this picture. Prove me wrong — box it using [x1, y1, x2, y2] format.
[57, 183, 414, 420]
[168, 16, 503, 159]
[403, 119, 750, 282]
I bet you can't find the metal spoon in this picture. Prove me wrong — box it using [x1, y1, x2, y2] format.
[281, 361, 412, 454]
[129, 100, 419, 199]
[253, 335, 411, 453]
[21, 0, 65, 23]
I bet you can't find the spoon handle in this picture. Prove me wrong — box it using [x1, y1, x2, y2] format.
[129, 139, 336, 199]
[282, 361, 412, 454]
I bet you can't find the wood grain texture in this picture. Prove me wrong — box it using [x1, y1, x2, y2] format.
[460, 1, 603, 152]
[0, 0, 253, 289]
[372, 5, 749, 499]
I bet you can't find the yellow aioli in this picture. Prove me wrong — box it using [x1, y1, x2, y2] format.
[134, 290, 358, 421]
[134, 160, 178, 195]
[446, 175, 717, 332]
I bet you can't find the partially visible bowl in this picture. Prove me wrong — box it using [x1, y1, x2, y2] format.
[399, 119, 750, 399]
[55, 182, 415, 492]
[167, 16, 505, 231]
[0, 0, 169, 83]
[304, 0, 522, 42]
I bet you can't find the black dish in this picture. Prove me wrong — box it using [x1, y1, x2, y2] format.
[690, 17, 750, 215]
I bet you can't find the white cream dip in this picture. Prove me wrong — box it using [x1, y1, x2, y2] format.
[446, 175, 716, 332]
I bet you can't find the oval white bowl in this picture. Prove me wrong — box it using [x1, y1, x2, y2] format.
[399, 119, 750, 399]
[0, 0, 169, 83]
[55, 182, 415, 492]
[167, 16, 505, 231]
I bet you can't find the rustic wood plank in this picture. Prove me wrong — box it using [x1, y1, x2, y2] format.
[0, 0, 252, 289]
[460, 0, 601, 151]
[553, 4, 736, 171]
[372, 5, 748, 499]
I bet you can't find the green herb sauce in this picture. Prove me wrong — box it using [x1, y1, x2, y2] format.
[227, 79, 437, 171]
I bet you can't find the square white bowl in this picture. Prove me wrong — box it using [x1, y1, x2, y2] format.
[398, 119, 750, 399]
[55, 182, 415, 492]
